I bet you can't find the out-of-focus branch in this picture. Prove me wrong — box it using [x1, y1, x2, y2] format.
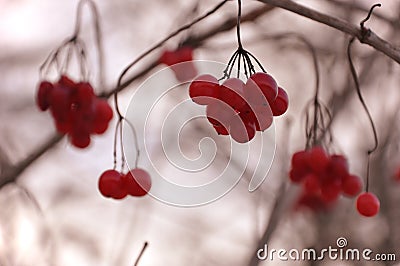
[327, 0, 400, 28]
[0, 5, 275, 189]
[256, 0, 400, 64]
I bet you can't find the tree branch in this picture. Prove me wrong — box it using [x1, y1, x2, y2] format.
[256, 0, 400, 64]
[0, 5, 274, 189]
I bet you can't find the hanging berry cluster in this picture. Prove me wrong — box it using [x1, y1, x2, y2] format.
[36, 76, 113, 148]
[189, 72, 288, 143]
[188, 0, 288, 143]
[98, 168, 151, 199]
[291, 146, 362, 211]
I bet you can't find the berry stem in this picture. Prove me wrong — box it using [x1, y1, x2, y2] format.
[347, 10, 379, 192]
[134, 242, 148, 266]
[236, 0, 243, 49]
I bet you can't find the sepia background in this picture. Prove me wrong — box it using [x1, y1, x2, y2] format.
[1, 0, 400, 265]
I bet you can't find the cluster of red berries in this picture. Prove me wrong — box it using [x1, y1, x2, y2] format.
[36, 75, 113, 148]
[160, 46, 197, 82]
[290, 146, 380, 217]
[189, 72, 288, 143]
[98, 168, 152, 200]
[290, 146, 362, 208]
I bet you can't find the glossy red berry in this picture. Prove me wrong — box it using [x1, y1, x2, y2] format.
[219, 78, 246, 111]
[206, 101, 236, 128]
[98, 170, 127, 199]
[309, 146, 330, 174]
[303, 174, 320, 194]
[247, 73, 278, 104]
[189, 74, 220, 105]
[327, 154, 349, 180]
[342, 175, 362, 197]
[270, 87, 289, 116]
[123, 168, 152, 197]
[36, 81, 53, 111]
[229, 116, 256, 143]
[356, 192, 380, 217]
[213, 124, 229, 135]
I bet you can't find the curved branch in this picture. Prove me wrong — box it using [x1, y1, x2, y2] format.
[256, 0, 400, 64]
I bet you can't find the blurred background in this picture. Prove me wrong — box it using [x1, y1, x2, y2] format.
[1, 0, 400, 265]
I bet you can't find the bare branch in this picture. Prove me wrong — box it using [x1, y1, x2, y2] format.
[256, 0, 400, 64]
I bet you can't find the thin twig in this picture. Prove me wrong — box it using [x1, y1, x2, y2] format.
[133, 242, 148, 266]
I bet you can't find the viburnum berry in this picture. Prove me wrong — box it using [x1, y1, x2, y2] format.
[308, 146, 330, 174]
[160, 46, 197, 82]
[189, 74, 220, 105]
[36, 81, 53, 111]
[36, 75, 114, 149]
[218, 78, 247, 112]
[342, 174, 362, 197]
[123, 168, 152, 197]
[246, 72, 278, 104]
[98, 170, 127, 200]
[356, 192, 380, 217]
[393, 167, 400, 182]
[289, 147, 364, 213]
[270, 87, 289, 116]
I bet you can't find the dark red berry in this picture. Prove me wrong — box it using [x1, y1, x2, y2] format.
[303, 174, 320, 194]
[356, 192, 380, 217]
[309, 146, 330, 174]
[218, 78, 246, 111]
[270, 87, 289, 116]
[36, 81, 53, 111]
[189, 74, 219, 105]
[247, 73, 278, 104]
[123, 168, 152, 197]
[342, 175, 362, 197]
[98, 170, 127, 199]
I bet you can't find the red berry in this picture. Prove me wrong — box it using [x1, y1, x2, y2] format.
[229, 115, 256, 143]
[321, 179, 341, 202]
[189, 74, 220, 105]
[309, 146, 330, 174]
[289, 167, 308, 183]
[342, 175, 362, 197]
[70, 132, 91, 149]
[247, 73, 278, 104]
[98, 170, 127, 199]
[92, 99, 113, 134]
[213, 124, 229, 135]
[393, 167, 400, 182]
[75, 82, 95, 106]
[270, 87, 289, 116]
[303, 174, 320, 194]
[240, 105, 273, 132]
[291, 150, 311, 172]
[58, 75, 76, 88]
[123, 168, 152, 197]
[36, 81, 53, 111]
[327, 154, 349, 180]
[219, 78, 246, 111]
[206, 101, 236, 128]
[356, 192, 380, 217]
